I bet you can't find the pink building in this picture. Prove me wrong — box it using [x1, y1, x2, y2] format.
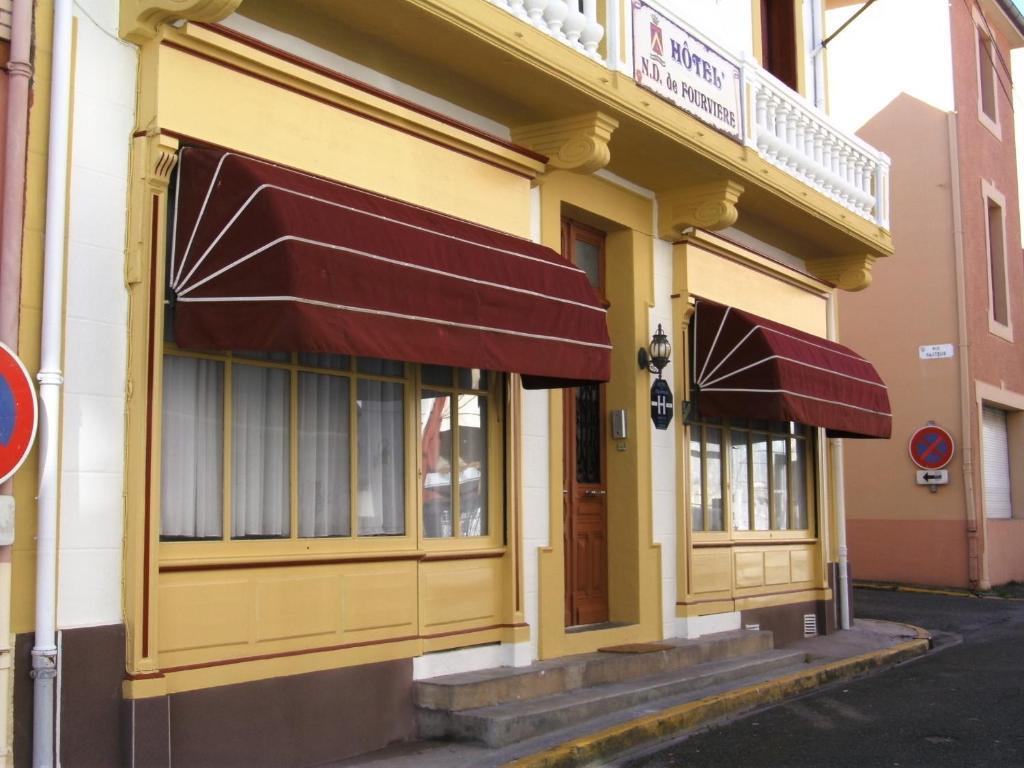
[829, 0, 1024, 589]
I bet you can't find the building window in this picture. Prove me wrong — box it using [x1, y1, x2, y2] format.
[160, 348, 500, 542]
[984, 190, 1011, 332]
[760, 0, 798, 91]
[977, 25, 998, 126]
[690, 417, 811, 533]
[982, 405, 1013, 519]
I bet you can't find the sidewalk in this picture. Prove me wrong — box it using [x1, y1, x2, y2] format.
[330, 619, 931, 768]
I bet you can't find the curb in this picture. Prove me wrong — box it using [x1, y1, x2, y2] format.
[854, 581, 1024, 601]
[507, 627, 931, 768]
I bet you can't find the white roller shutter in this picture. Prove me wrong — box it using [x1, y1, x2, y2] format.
[982, 406, 1012, 519]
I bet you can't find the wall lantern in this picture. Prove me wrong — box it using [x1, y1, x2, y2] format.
[638, 323, 672, 378]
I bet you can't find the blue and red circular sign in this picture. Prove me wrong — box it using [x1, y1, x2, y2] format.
[908, 425, 955, 470]
[0, 342, 38, 485]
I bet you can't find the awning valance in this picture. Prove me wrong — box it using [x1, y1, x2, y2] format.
[169, 147, 611, 388]
[692, 298, 891, 438]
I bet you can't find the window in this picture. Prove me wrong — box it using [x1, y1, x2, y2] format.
[160, 348, 499, 542]
[985, 193, 1010, 330]
[982, 405, 1013, 519]
[690, 417, 811, 533]
[978, 25, 998, 126]
[760, 0, 798, 91]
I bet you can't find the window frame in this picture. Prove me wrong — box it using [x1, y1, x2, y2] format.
[156, 350, 507, 564]
[688, 415, 816, 542]
[975, 16, 1001, 138]
[982, 180, 1013, 340]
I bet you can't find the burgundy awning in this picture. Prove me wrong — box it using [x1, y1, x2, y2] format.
[168, 147, 610, 388]
[692, 298, 891, 438]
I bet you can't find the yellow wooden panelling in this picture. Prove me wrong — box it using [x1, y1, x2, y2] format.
[791, 548, 813, 583]
[734, 551, 766, 588]
[254, 575, 340, 643]
[341, 569, 418, 634]
[421, 560, 501, 630]
[158, 580, 251, 653]
[691, 549, 732, 594]
[764, 550, 792, 586]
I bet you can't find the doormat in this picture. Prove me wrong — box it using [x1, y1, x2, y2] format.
[597, 643, 673, 654]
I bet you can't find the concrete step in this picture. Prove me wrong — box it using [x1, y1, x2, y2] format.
[419, 646, 806, 748]
[416, 629, 773, 715]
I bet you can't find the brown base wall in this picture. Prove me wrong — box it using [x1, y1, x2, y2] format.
[14, 625, 415, 767]
[740, 598, 828, 647]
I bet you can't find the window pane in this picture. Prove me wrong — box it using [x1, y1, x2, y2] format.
[772, 437, 789, 530]
[690, 426, 704, 531]
[161, 355, 224, 539]
[459, 395, 488, 536]
[457, 368, 488, 391]
[298, 372, 350, 537]
[299, 352, 350, 371]
[358, 380, 405, 535]
[706, 427, 724, 531]
[422, 365, 452, 387]
[791, 434, 808, 529]
[731, 430, 750, 531]
[421, 391, 452, 537]
[752, 433, 770, 531]
[232, 364, 290, 538]
[358, 357, 403, 377]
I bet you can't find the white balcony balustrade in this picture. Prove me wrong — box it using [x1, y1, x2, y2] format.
[744, 64, 890, 229]
[491, 0, 605, 60]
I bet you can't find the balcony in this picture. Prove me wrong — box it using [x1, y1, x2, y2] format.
[487, 0, 890, 230]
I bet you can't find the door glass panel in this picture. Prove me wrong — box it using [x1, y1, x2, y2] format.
[574, 238, 601, 290]
[575, 383, 601, 484]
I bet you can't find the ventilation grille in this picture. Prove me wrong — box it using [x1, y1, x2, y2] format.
[803, 614, 819, 638]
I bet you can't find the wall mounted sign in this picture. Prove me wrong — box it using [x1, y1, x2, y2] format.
[908, 425, 954, 470]
[919, 344, 954, 360]
[650, 378, 674, 430]
[631, 1, 744, 142]
[0, 342, 38, 485]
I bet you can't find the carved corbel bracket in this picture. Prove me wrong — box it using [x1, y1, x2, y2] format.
[808, 253, 878, 292]
[511, 112, 618, 175]
[657, 180, 744, 240]
[126, 132, 180, 285]
[120, 0, 245, 43]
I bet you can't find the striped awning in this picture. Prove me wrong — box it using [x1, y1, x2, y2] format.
[168, 147, 610, 388]
[692, 298, 891, 438]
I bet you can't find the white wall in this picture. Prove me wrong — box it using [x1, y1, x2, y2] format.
[826, 0, 954, 132]
[57, 0, 135, 627]
[664, 0, 755, 59]
[649, 234, 678, 640]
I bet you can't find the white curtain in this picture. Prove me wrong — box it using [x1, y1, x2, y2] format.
[232, 363, 290, 537]
[299, 372, 350, 536]
[161, 355, 224, 538]
[357, 380, 405, 535]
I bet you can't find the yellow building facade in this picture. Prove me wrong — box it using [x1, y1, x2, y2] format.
[7, 0, 894, 763]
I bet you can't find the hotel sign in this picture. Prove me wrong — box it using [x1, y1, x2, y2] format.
[632, 2, 744, 142]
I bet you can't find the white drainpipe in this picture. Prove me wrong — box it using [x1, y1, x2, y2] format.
[827, 294, 851, 630]
[33, 0, 72, 765]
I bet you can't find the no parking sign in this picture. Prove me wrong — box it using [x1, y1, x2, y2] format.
[0, 342, 38, 485]
[908, 425, 954, 470]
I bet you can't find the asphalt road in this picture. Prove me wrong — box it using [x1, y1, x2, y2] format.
[615, 588, 1024, 768]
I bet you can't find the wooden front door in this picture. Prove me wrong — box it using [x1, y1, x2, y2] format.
[562, 220, 609, 627]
